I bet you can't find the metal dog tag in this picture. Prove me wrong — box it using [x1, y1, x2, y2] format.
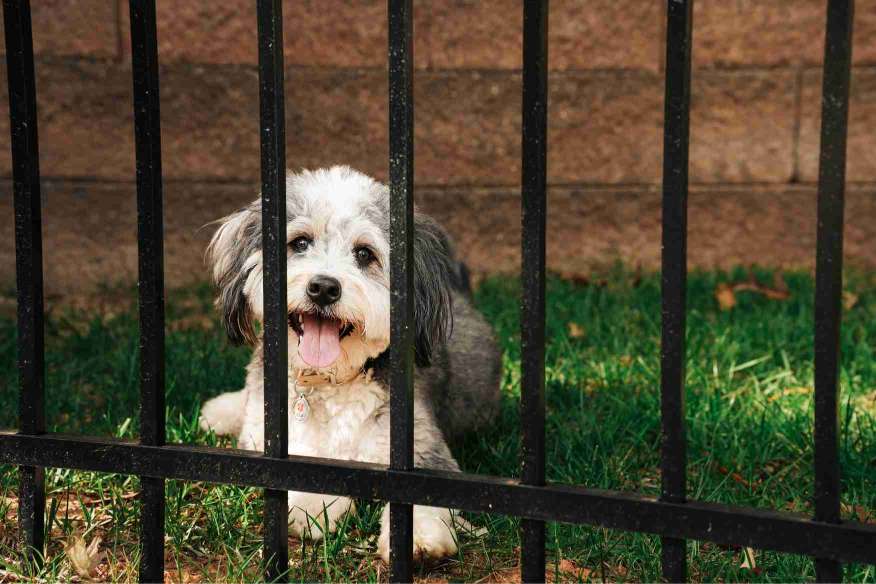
[293, 394, 310, 422]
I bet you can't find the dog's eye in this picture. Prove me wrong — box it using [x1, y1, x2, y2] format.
[354, 246, 376, 267]
[289, 236, 311, 253]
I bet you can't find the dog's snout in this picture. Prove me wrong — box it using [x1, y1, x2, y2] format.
[306, 275, 342, 306]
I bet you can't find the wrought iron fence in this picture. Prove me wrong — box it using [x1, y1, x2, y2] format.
[2, 0, 874, 582]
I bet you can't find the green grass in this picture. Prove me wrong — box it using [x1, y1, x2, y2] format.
[0, 267, 874, 582]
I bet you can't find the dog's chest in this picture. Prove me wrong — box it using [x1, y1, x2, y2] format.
[288, 378, 387, 460]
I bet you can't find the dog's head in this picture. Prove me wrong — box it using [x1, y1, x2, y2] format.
[206, 166, 454, 377]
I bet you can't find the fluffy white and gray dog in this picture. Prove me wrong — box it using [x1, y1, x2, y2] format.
[199, 166, 501, 561]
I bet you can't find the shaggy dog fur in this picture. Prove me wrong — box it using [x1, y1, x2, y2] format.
[199, 166, 501, 560]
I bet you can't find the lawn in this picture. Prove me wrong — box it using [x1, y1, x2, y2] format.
[0, 267, 874, 582]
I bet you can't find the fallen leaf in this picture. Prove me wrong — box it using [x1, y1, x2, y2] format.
[557, 559, 578, 575]
[567, 322, 585, 338]
[164, 568, 205, 584]
[64, 535, 104, 580]
[474, 567, 519, 583]
[843, 291, 859, 310]
[761, 459, 788, 476]
[853, 390, 876, 416]
[854, 505, 873, 523]
[767, 386, 812, 402]
[731, 281, 791, 301]
[740, 547, 757, 570]
[715, 283, 737, 311]
[716, 464, 756, 489]
[716, 276, 793, 311]
[552, 559, 594, 581]
[842, 503, 874, 523]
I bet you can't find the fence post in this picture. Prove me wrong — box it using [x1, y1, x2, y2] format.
[3, 0, 46, 568]
[660, 0, 693, 581]
[520, 1, 548, 582]
[813, 0, 854, 581]
[388, 0, 416, 580]
[257, 0, 289, 580]
[129, 1, 167, 580]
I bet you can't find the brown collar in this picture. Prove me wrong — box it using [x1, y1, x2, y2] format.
[293, 367, 366, 387]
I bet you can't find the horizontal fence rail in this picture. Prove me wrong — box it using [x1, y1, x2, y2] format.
[3, 0, 874, 581]
[1, 432, 875, 566]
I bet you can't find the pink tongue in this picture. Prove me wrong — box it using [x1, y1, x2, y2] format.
[298, 313, 342, 368]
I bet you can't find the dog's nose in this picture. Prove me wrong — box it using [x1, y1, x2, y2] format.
[306, 275, 342, 307]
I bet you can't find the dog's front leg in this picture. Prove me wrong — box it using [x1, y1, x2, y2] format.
[288, 491, 355, 540]
[199, 389, 247, 437]
[361, 407, 464, 562]
[376, 503, 461, 563]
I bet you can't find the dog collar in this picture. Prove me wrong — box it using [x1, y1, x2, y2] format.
[293, 367, 365, 387]
[291, 367, 369, 423]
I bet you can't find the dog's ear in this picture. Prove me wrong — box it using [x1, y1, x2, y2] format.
[412, 212, 454, 367]
[205, 202, 262, 345]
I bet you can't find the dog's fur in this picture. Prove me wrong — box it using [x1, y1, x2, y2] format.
[199, 166, 501, 560]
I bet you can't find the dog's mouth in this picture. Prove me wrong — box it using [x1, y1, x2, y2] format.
[289, 311, 354, 368]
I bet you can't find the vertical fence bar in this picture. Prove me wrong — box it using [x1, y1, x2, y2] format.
[257, 0, 289, 580]
[3, 0, 45, 566]
[388, 0, 415, 581]
[660, 0, 693, 581]
[129, 1, 166, 580]
[813, 1, 854, 581]
[520, 1, 548, 582]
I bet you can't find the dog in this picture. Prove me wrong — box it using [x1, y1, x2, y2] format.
[199, 165, 501, 561]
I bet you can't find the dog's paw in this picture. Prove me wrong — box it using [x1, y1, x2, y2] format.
[287, 492, 355, 541]
[198, 390, 246, 436]
[377, 505, 459, 563]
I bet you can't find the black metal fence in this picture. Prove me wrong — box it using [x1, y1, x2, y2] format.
[2, 0, 874, 582]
